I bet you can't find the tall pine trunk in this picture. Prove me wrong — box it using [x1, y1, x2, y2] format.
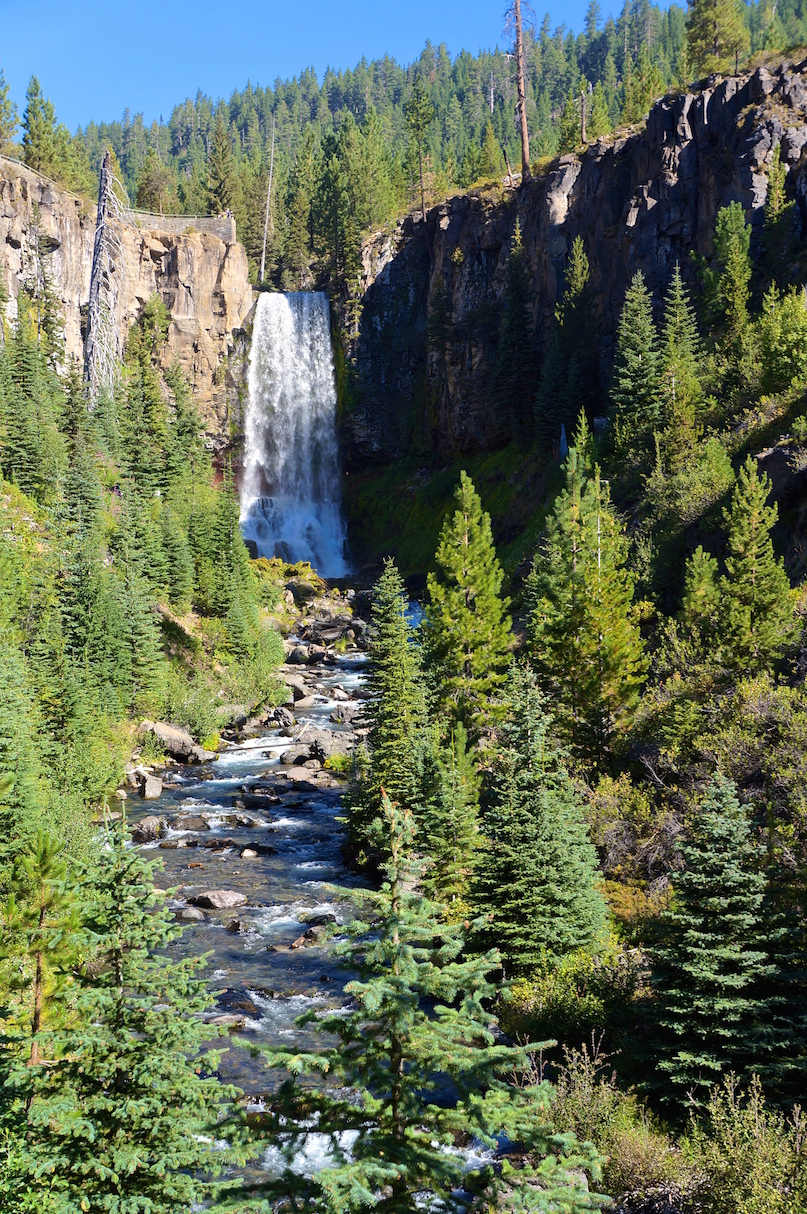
[514, 0, 532, 183]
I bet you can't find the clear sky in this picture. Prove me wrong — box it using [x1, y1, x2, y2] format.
[0, 0, 626, 132]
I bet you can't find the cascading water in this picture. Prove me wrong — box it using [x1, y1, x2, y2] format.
[240, 292, 348, 577]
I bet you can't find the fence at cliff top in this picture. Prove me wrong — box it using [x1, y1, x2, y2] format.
[129, 210, 236, 242]
[0, 156, 235, 242]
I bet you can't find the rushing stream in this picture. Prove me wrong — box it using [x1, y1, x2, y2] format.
[128, 648, 368, 1097]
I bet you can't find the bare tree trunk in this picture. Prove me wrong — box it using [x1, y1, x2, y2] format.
[514, 0, 532, 183]
[84, 150, 111, 396]
[581, 88, 587, 145]
[418, 143, 426, 222]
[260, 115, 276, 285]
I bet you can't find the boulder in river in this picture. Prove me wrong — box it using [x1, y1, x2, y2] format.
[140, 720, 218, 763]
[141, 774, 163, 800]
[189, 889, 247, 909]
[173, 815, 210, 832]
[176, 906, 206, 922]
[131, 815, 165, 843]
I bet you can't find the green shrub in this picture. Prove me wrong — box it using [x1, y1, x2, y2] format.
[759, 284, 807, 394]
[500, 945, 641, 1058]
[683, 1075, 807, 1214]
[324, 752, 352, 776]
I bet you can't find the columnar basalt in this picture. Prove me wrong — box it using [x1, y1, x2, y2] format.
[342, 60, 807, 464]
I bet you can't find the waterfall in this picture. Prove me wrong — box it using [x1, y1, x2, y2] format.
[240, 292, 348, 577]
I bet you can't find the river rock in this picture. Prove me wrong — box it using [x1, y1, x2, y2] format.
[294, 695, 317, 709]
[300, 912, 338, 927]
[287, 645, 309, 664]
[287, 578, 317, 604]
[208, 1013, 246, 1030]
[201, 836, 240, 850]
[176, 906, 206, 921]
[141, 774, 163, 799]
[131, 815, 165, 842]
[140, 719, 218, 763]
[174, 815, 210, 832]
[330, 703, 359, 723]
[225, 917, 243, 931]
[240, 848, 258, 859]
[280, 744, 312, 765]
[189, 889, 247, 909]
[303, 759, 322, 771]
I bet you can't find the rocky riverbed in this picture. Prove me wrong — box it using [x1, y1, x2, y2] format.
[126, 632, 369, 1095]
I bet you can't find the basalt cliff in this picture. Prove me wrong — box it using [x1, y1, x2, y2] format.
[0, 156, 253, 434]
[341, 58, 807, 466]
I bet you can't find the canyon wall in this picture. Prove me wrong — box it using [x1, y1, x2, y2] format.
[342, 59, 807, 466]
[0, 156, 253, 434]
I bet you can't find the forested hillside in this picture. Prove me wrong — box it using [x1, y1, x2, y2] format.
[4, 1, 807, 287]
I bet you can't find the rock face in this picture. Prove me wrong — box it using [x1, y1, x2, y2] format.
[342, 60, 807, 464]
[0, 156, 253, 433]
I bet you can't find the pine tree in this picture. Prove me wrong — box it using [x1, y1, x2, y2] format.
[251, 791, 604, 1213]
[207, 109, 237, 214]
[2, 832, 75, 1066]
[135, 146, 177, 214]
[702, 202, 752, 351]
[0, 67, 18, 155]
[559, 89, 580, 153]
[610, 270, 662, 455]
[350, 559, 430, 863]
[404, 76, 435, 223]
[526, 451, 647, 764]
[687, 0, 749, 76]
[587, 82, 612, 139]
[0, 637, 42, 875]
[682, 545, 720, 637]
[473, 664, 607, 975]
[535, 236, 597, 448]
[491, 217, 536, 441]
[425, 472, 512, 739]
[720, 456, 798, 672]
[652, 775, 774, 1113]
[421, 722, 480, 913]
[660, 264, 702, 468]
[479, 119, 503, 178]
[21, 77, 56, 177]
[17, 823, 244, 1209]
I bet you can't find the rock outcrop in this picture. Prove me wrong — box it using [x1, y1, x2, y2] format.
[0, 156, 253, 433]
[342, 59, 807, 464]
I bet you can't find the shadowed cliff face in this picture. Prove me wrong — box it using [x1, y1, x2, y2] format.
[0, 157, 253, 435]
[342, 59, 807, 467]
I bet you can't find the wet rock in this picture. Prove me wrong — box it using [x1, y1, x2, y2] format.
[131, 815, 165, 843]
[208, 1013, 246, 1030]
[330, 703, 360, 724]
[300, 912, 338, 927]
[303, 759, 322, 771]
[280, 744, 311, 765]
[176, 906, 206, 922]
[287, 645, 309, 664]
[269, 706, 296, 728]
[187, 860, 205, 869]
[189, 889, 247, 909]
[225, 917, 243, 931]
[174, 815, 210, 832]
[295, 695, 317, 709]
[241, 793, 281, 810]
[141, 774, 163, 800]
[201, 837, 240, 851]
[240, 848, 259, 859]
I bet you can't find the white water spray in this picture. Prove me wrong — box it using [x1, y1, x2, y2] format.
[240, 292, 348, 577]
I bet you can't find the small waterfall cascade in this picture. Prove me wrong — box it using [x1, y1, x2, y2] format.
[240, 292, 348, 577]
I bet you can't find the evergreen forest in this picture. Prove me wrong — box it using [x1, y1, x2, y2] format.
[1, 0, 807, 1212]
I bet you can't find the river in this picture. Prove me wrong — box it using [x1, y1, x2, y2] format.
[128, 645, 368, 1096]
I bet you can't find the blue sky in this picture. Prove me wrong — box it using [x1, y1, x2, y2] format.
[1, 0, 628, 131]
